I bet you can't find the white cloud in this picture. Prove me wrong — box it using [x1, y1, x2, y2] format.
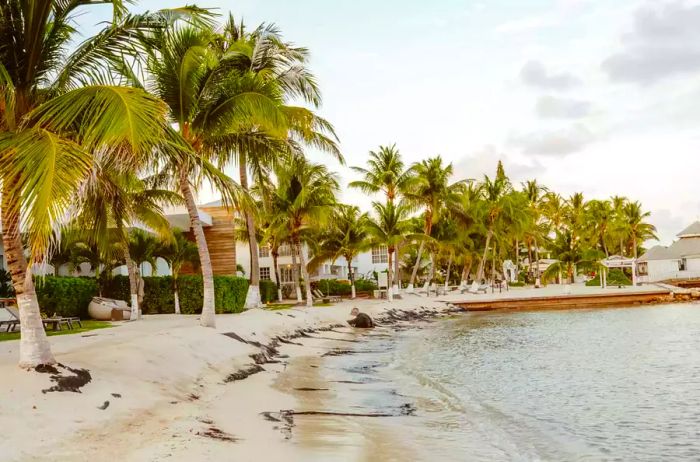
[453, 146, 544, 183]
[520, 60, 581, 90]
[603, 2, 700, 83]
[495, 16, 558, 34]
[510, 124, 596, 157]
[535, 96, 592, 119]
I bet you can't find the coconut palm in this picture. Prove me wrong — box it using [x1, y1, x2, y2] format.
[308, 205, 370, 299]
[522, 180, 548, 285]
[366, 201, 413, 301]
[542, 230, 603, 284]
[268, 155, 339, 306]
[0, 2, 189, 366]
[212, 16, 341, 309]
[404, 156, 462, 291]
[622, 201, 657, 259]
[159, 229, 200, 314]
[75, 167, 180, 320]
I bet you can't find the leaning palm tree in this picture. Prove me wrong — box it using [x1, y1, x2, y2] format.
[308, 205, 371, 299]
[142, 19, 287, 327]
[0, 2, 188, 367]
[404, 156, 463, 292]
[159, 229, 200, 314]
[366, 201, 413, 301]
[213, 15, 342, 309]
[268, 155, 339, 307]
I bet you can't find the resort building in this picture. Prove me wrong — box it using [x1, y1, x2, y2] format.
[637, 222, 700, 283]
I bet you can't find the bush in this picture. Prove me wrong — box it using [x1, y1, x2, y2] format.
[35, 276, 98, 318]
[40, 274, 249, 317]
[312, 278, 378, 296]
[509, 281, 526, 287]
[260, 280, 279, 303]
[586, 269, 632, 287]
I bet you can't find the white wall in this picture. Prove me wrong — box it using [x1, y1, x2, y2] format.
[639, 258, 700, 282]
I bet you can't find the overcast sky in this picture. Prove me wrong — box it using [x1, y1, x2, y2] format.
[87, 0, 700, 245]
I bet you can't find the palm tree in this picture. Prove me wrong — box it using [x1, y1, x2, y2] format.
[471, 167, 515, 291]
[404, 156, 462, 292]
[622, 201, 657, 259]
[523, 180, 548, 286]
[160, 229, 200, 314]
[75, 167, 180, 320]
[0, 2, 184, 366]
[213, 16, 341, 309]
[142, 18, 290, 327]
[350, 144, 413, 290]
[543, 230, 602, 284]
[269, 155, 339, 307]
[308, 205, 370, 299]
[366, 201, 413, 301]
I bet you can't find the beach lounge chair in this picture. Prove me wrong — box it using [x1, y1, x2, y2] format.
[2, 307, 78, 332]
[313, 289, 341, 303]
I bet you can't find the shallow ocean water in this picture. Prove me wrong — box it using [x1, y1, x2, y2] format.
[287, 304, 700, 461]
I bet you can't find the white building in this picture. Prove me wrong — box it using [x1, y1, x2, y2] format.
[235, 241, 389, 294]
[638, 222, 700, 283]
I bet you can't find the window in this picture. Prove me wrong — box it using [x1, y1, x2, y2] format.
[260, 267, 271, 280]
[638, 262, 648, 276]
[280, 265, 299, 283]
[372, 246, 388, 264]
[679, 258, 687, 271]
[258, 246, 270, 258]
[279, 244, 293, 257]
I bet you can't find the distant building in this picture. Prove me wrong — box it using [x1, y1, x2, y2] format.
[638, 221, 700, 283]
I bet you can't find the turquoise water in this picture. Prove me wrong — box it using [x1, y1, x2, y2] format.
[306, 304, 700, 461]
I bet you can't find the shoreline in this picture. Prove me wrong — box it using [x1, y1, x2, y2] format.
[0, 296, 452, 462]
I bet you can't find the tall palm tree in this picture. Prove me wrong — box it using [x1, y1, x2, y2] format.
[269, 155, 339, 307]
[405, 156, 462, 292]
[523, 180, 548, 286]
[366, 201, 413, 301]
[308, 205, 370, 299]
[159, 229, 200, 314]
[0, 2, 184, 366]
[350, 144, 413, 291]
[213, 16, 341, 309]
[142, 18, 288, 327]
[543, 230, 602, 284]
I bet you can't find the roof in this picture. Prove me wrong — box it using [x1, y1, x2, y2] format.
[677, 221, 700, 238]
[638, 237, 700, 262]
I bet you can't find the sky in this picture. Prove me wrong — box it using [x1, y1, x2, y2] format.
[84, 0, 700, 245]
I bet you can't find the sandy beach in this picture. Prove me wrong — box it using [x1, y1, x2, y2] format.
[0, 295, 451, 462]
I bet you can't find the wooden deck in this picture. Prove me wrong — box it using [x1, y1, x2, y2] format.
[452, 290, 673, 312]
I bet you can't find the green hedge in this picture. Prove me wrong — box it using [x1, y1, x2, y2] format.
[35, 276, 98, 318]
[260, 280, 279, 303]
[35, 275, 249, 318]
[312, 278, 378, 296]
[586, 269, 632, 287]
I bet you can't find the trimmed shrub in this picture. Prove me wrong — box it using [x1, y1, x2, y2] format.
[35, 276, 98, 318]
[586, 269, 632, 287]
[509, 281, 526, 287]
[260, 280, 279, 303]
[44, 274, 249, 316]
[312, 278, 378, 296]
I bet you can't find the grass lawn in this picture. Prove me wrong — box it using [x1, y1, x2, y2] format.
[0, 320, 114, 342]
[265, 302, 335, 310]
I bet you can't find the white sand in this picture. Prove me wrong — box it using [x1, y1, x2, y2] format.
[0, 295, 449, 462]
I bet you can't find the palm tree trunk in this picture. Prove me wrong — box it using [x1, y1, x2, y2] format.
[387, 248, 394, 302]
[1, 193, 55, 367]
[393, 243, 401, 293]
[179, 169, 216, 328]
[534, 240, 541, 287]
[239, 155, 261, 309]
[633, 235, 638, 259]
[296, 241, 313, 307]
[124, 247, 140, 321]
[173, 276, 181, 314]
[472, 229, 493, 291]
[347, 257, 356, 299]
[408, 240, 425, 292]
[445, 254, 452, 289]
[272, 250, 282, 301]
[291, 243, 302, 302]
